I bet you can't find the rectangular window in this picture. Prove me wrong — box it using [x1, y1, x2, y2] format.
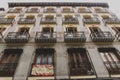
[66, 27, 77, 33]
[18, 28, 30, 34]
[0, 49, 22, 76]
[98, 48, 120, 74]
[67, 48, 94, 76]
[31, 48, 55, 76]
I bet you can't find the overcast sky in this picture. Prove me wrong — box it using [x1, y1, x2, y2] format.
[0, 0, 120, 17]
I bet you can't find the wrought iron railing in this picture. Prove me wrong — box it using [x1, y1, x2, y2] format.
[0, 63, 18, 77]
[104, 18, 120, 24]
[25, 9, 39, 13]
[78, 9, 92, 13]
[64, 32, 86, 42]
[5, 32, 30, 43]
[43, 10, 56, 13]
[95, 9, 109, 13]
[7, 9, 21, 13]
[83, 18, 100, 24]
[104, 61, 120, 75]
[40, 18, 56, 24]
[0, 18, 14, 24]
[35, 32, 57, 43]
[69, 62, 94, 76]
[18, 18, 36, 24]
[62, 10, 74, 13]
[62, 18, 79, 24]
[90, 31, 115, 42]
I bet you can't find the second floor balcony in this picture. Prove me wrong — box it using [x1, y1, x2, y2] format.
[78, 9, 92, 13]
[40, 17, 56, 24]
[35, 32, 57, 43]
[62, 8, 74, 13]
[7, 9, 22, 13]
[95, 9, 109, 13]
[62, 17, 79, 24]
[5, 32, 30, 43]
[90, 31, 115, 42]
[83, 17, 100, 24]
[25, 8, 39, 13]
[43, 8, 56, 13]
[103, 18, 120, 24]
[18, 18, 36, 24]
[0, 18, 14, 24]
[64, 32, 86, 43]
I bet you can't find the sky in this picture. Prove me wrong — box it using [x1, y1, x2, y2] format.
[0, 0, 120, 17]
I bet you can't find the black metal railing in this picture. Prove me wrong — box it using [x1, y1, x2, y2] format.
[43, 10, 56, 13]
[0, 18, 14, 24]
[78, 9, 92, 13]
[69, 62, 94, 76]
[7, 9, 21, 13]
[90, 31, 115, 42]
[40, 18, 56, 24]
[0, 63, 18, 77]
[62, 18, 79, 24]
[5, 32, 30, 43]
[62, 10, 74, 13]
[95, 9, 109, 13]
[64, 32, 86, 42]
[35, 32, 57, 43]
[25, 9, 39, 13]
[104, 61, 120, 75]
[104, 18, 120, 24]
[18, 18, 36, 24]
[83, 18, 100, 24]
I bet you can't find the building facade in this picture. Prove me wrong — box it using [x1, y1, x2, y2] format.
[0, 2, 120, 80]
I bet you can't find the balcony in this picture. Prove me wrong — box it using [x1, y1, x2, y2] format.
[43, 8, 56, 13]
[64, 32, 86, 43]
[90, 31, 115, 42]
[40, 18, 56, 24]
[78, 9, 92, 13]
[67, 48, 95, 78]
[62, 9, 74, 13]
[25, 8, 39, 13]
[7, 9, 22, 13]
[5, 32, 30, 43]
[0, 18, 14, 24]
[35, 32, 57, 43]
[95, 9, 109, 13]
[83, 18, 100, 24]
[18, 18, 36, 24]
[62, 17, 79, 24]
[0, 63, 17, 77]
[103, 18, 120, 24]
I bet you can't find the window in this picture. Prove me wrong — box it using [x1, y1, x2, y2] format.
[0, 49, 22, 76]
[66, 27, 77, 33]
[31, 48, 55, 76]
[42, 27, 53, 33]
[98, 48, 120, 74]
[18, 28, 30, 34]
[67, 48, 94, 76]
[89, 27, 104, 37]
